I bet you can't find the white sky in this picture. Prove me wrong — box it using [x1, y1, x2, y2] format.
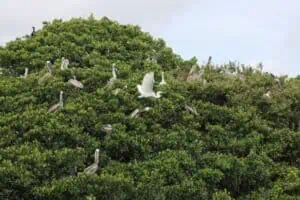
[1, 0, 299, 76]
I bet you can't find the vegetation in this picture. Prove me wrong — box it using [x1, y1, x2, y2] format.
[1, 16, 300, 199]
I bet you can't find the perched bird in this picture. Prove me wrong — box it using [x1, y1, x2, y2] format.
[187, 65, 203, 81]
[48, 91, 64, 113]
[185, 104, 199, 116]
[38, 61, 53, 84]
[68, 76, 84, 89]
[31, 26, 36, 36]
[60, 57, 69, 70]
[107, 63, 118, 86]
[129, 107, 151, 118]
[137, 72, 162, 98]
[159, 72, 167, 86]
[102, 124, 113, 133]
[263, 91, 271, 99]
[84, 149, 100, 175]
[20, 68, 28, 79]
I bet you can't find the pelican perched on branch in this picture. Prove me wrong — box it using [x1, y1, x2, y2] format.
[48, 91, 64, 113]
[137, 72, 162, 98]
[38, 61, 53, 84]
[20, 68, 28, 79]
[159, 72, 167, 86]
[84, 149, 100, 175]
[68, 76, 84, 88]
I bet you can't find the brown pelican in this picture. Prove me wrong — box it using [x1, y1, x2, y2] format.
[159, 72, 167, 86]
[137, 72, 162, 98]
[38, 61, 52, 84]
[48, 91, 63, 113]
[68, 76, 84, 88]
[84, 149, 100, 175]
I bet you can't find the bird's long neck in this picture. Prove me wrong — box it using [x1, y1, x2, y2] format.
[59, 92, 63, 108]
[161, 72, 165, 81]
[24, 68, 28, 77]
[94, 150, 99, 164]
[47, 63, 52, 74]
[112, 67, 117, 79]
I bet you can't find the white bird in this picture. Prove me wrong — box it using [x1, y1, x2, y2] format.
[60, 57, 69, 70]
[187, 65, 203, 81]
[38, 61, 53, 84]
[68, 76, 84, 89]
[102, 124, 112, 133]
[185, 104, 199, 116]
[263, 91, 271, 99]
[84, 149, 100, 175]
[159, 72, 167, 86]
[107, 64, 118, 86]
[20, 68, 28, 79]
[137, 72, 162, 98]
[130, 107, 151, 118]
[48, 91, 64, 113]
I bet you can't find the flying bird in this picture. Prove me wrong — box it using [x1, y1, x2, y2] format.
[137, 72, 162, 98]
[38, 61, 53, 84]
[84, 149, 100, 175]
[48, 91, 64, 113]
[68, 76, 84, 89]
[159, 72, 167, 86]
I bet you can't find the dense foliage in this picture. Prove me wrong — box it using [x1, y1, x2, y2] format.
[1, 16, 300, 199]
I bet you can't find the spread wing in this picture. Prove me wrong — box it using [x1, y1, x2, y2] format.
[141, 72, 155, 93]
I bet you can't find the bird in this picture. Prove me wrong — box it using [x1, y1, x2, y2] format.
[159, 72, 167, 86]
[185, 104, 199, 116]
[137, 72, 162, 98]
[60, 57, 69, 70]
[130, 107, 151, 118]
[68, 76, 84, 88]
[48, 91, 64, 113]
[38, 61, 53, 84]
[31, 26, 36, 36]
[107, 63, 118, 86]
[263, 91, 271, 99]
[84, 149, 100, 175]
[102, 124, 113, 133]
[187, 65, 203, 81]
[20, 68, 28, 79]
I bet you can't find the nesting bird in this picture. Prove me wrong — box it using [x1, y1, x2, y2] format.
[102, 124, 113, 133]
[68, 76, 84, 89]
[137, 72, 162, 98]
[48, 91, 64, 113]
[84, 149, 100, 175]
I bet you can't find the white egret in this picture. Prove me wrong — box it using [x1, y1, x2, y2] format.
[84, 149, 100, 175]
[185, 105, 199, 116]
[159, 72, 167, 86]
[102, 124, 112, 133]
[137, 72, 162, 98]
[20, 68, 28, 79]
[60, 57, 69, 70]
[130, 107, 151, 118]
[68, 76, 84, 89]
[48, 91, 64, 113]
[38, 61, 53, 84]
[107, 63, 118, 86]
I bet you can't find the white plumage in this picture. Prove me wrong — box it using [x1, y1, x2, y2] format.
[159, 72, 167, 86]
[84, 149, 100, 175]
[107, 63, 118, 86]
[137, 72, 162, 98]
[68, 76, 84, 89]
[38, 61, 53, 84]
[60, 57, 69, 70]
[48, 91, 64, 113]
[20, 68, 28, 79]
